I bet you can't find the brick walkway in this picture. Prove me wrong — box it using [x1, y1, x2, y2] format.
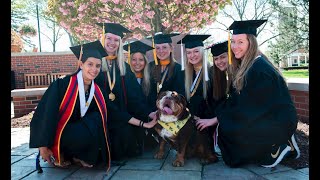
[11, 128, 309, 180]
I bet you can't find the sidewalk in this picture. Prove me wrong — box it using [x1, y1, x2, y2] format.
[11, 128, 309, 180]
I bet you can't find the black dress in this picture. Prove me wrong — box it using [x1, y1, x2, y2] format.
[215, 56, 298, 167]
[148, 61, 185, 111]
[29, 74, 121, 166]
[95, 60, 152, 160]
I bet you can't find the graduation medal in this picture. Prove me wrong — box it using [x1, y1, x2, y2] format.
[85, 102, 89, 107]
[157, 68, 169, 94]
[109, 92, 115, 101]
[106, 62, 116, 101]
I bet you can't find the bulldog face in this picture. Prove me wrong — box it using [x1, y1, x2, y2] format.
[156, 91, 187, 123]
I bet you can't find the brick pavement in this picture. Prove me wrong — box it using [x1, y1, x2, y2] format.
[11, 128, 309, 180]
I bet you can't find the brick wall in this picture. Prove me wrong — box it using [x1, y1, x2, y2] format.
[290, 90, 309, 122]
[12, 95, 43, 117]
[11, 52, 78, 89]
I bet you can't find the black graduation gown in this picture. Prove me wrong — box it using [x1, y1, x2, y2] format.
[187, 69, 216, 119]
[29, 75, 121, 165]
[186, 69, 217, 151]
[148, 61, 185, 111]
[215, 56, 298, 167]
[95, 61, 152, 160]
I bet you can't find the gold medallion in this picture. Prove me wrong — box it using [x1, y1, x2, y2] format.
[109, 92, 115, 101]
[85, 102, 89, 107]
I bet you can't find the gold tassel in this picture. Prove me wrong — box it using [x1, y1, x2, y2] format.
[102, 23, 105, 48]
[128, 43, 131, 64]
[228, 31, 232, 65]
[152, 37, 158, 65]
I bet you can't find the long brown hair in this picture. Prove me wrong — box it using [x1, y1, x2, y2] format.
[212, 65, 227, 101]
[229, 34, 284, 93]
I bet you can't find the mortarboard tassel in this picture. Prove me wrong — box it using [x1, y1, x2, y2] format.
[102, 23, 105, 48]
[152, 37, 158, 65]
[128, 43, 131, 64]
[180, 40, 185, 71]
[228, 31, 232, 65]
[204, 49, 209, 81]
[79, 45, 83, 62]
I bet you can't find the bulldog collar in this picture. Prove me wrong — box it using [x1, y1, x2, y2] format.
[158, 113, 191, 136]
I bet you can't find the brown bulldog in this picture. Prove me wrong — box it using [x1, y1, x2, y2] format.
[153, 91, 218, 167]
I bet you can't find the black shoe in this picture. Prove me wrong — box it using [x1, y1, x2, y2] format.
[261, 144, 291, 168]
[287, 134, 301, 159]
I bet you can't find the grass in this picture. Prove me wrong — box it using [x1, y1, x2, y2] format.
[281, 69, 309, 78]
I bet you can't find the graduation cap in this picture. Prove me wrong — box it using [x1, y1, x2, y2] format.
[177, 34, 211, 49]
[228, 19, 267, 37]
[123, 41, 154, 64]
[70, 40, 107, 62]
[146, 32, 180, 65]
[96, 23, 131, 38]
[152, 32, 179, 44]
[176, 34, 210, 71]
[210, 41, 228, 56]
[123, 40, 154, 54]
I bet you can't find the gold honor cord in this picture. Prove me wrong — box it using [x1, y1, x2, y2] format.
[228, 31, 232, 65]
[157, 67, 169, 94]
[106, 64, 116, 101]
[190, 70, 203, 98]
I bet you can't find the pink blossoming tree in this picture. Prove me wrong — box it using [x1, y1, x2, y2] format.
[47, 0, 231, 41]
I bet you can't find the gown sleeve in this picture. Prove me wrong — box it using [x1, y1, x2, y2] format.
[29, 77, 66, 148]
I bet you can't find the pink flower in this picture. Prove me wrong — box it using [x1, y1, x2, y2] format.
[113, 0, 120, 4]
[78, 4, 87, 12]
[67, 2, 75, 7]
[114, 7, 121, 13]
[162, 21, 169, 28]
[144, 24, 152, 31]
[145, 11, 155, 19]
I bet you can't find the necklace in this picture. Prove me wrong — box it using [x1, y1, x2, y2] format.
[106, 62, 116, 101]
[157, 67, 169, 94]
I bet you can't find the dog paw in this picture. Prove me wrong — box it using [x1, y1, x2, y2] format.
[172, 159, 184, 167]
[154, 152, 165, 159]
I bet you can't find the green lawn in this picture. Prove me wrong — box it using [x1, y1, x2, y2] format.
[281, 69, 309, 78]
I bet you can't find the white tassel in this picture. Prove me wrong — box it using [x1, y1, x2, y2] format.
[181, 42, 185, 71]
[204, 50, 209, 81]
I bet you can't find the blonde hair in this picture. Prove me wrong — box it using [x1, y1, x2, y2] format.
[184, 46, 209, 101]
[130, 52, 151, 96]
[101, 35, 126, 76]
[229, 34, 284, 93]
